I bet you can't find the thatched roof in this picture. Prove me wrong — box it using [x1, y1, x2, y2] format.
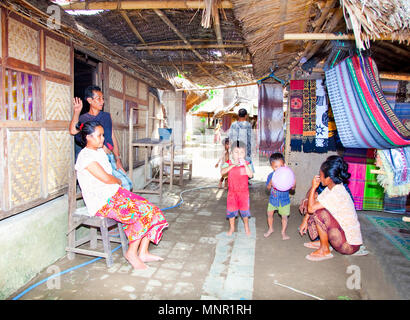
[9, 0, 410, 90]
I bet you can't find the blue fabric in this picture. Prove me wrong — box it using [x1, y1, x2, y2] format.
[107, 154, 133, 191]
[266, 172, 290, 207]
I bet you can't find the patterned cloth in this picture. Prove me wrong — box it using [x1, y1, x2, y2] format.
[383, 194, 407, 214]
[315, 79, 329, 152]
[326, 55, 410, 149]
[307, 208, 361, 254]
[379, 147, 410, 186]
[289, 80, 304, 151]
[107, 153, 133, 191]
[257, 83, 284, 156]
[346, 162, 366, 211]
[302, 80, 317, 153]
[380, 80, 399, 109]
[362, 163, 384, 211]
[96, 187, 168, 244]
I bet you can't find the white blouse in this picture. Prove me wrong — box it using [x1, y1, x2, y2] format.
[75, 147, 120, 216]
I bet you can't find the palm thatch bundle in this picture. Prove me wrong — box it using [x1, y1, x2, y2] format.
[340, 0, 410, 50]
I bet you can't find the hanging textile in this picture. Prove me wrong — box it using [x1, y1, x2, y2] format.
[362, 163, 385, 211]
[289, 80, 304, 151]
[376, 148, 410, 198]
[257, 83, 284, 156]
[325, 55, 410, 149]
[380, 80, 399, 109]
[383, 194, 407, 214]
[347, 162, 366, 210]
[394, 81, 410, 129]
[327, 105, 338, 151]
[315, 79, 328, 153]
[302, 80, 317, 152]
[222, 114, 232, 132]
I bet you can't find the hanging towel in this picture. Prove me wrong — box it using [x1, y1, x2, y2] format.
[258, 83, 284, 156]
[302, 80, 317, 153]
[289, 80, 304, 151]
[315, 79, 328, 153]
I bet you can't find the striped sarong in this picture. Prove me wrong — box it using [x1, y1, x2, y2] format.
[347, 162, 366, 210]
[363, 163, 384, 211]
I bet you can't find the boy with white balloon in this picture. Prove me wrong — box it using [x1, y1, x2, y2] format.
[264, 153, 295, 240]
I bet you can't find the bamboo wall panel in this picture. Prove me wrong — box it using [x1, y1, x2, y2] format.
[45, 80, 71, 120]
[109, 96, 124, 124]
[113, 129, 125, 167]
[46, 131, 71, 193]
[8, 130, 41, 207]
[109, 66, 123, 93]
[138, 81, 148, 101]
[45, 36, 71, 76]
[8, 18, 40, 66]
[125, 75, 138, 97]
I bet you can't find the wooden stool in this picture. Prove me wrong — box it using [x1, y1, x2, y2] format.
[66, 172, 128, 267]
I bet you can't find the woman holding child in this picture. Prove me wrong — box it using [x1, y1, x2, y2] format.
[299, 156, 363, 261]
[75, 121, 168, 270]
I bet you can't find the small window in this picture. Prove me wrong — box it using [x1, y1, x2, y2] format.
[5, 69, 39, 120]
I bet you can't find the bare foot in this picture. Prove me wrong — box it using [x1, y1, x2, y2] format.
[310, 247, 331, 257]
[245, 229, 251, 236]
[139, 253, 164, 262]
[125, 251, 147, 270]
[227, 228, 234, 236]
[281, 233, 290, 240]
[264, 229, 274, 238]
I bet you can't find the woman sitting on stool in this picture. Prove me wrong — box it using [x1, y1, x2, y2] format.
[299, 156, 363, 261]
[75, 121, 168, 270]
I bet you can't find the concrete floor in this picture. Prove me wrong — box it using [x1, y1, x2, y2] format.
[9, 142, 409, 300]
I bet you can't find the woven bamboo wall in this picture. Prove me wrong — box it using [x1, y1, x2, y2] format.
[125, 75, 138, 98]
[109, 66, 123, 93]
[138, 81, 148, 101]
[45, 81, 71, 121]
[109, 95, 124, 124]
[45, 36, 71, 76]
[7, 130, 42, 208]
[8, 18, 40, 66]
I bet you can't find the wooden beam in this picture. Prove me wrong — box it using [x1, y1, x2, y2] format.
[284, 33, 398, 41]
[175, 81, 258, 91]
[154, 9, 204, 61]
[148, 60, 252, 66]
[197, 65, 225, 85]
[133, 43, 245, 50]
[61, 1, 234, 10]
[213, 6, 225, 57]
[119, 11, 152, 55]
[379, 72, 410, 81]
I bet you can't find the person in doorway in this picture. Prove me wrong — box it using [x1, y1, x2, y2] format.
[298, 156, 364, 261]
[264, 152, 295, 240]
[215, 137, 230, 189]
[75, 121, 168, 270]
[214, 121, 222, 144]
[69, 85, 133, 191]
[228, 108, 254, 175]
[221, 141, 253, 236]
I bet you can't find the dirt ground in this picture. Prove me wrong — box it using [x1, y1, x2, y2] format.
[9, 143, 408, 301]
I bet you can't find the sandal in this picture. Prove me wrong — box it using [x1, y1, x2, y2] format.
[304, 242, 333, 251]
[305, 253, 334, 262]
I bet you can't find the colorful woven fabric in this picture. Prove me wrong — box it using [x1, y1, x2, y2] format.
[383, 194, 407, 214]
[362, 163, 384, 211]
[394, 81, 410, 130]
[302, 80, 317, 152]
[380, 80, 399, 109]
[96, 187, 168, 244]
[289, 80, 304, 151]
[325, 55, 410, 149]
[346, 162, 366, 210]
[315, 79, 328, 152]
[257, 83, 284, 156]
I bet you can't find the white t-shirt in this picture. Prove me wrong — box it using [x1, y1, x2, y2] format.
[317, 184, 363, 245]
[75, 147, 120, 216]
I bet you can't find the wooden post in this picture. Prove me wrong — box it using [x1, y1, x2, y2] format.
[128, 107, 133, 182]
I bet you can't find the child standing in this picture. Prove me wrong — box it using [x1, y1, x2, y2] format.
[215, 138, 230, 189]
[264, 153, 295, 240]
[221, 141, 253, 236]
